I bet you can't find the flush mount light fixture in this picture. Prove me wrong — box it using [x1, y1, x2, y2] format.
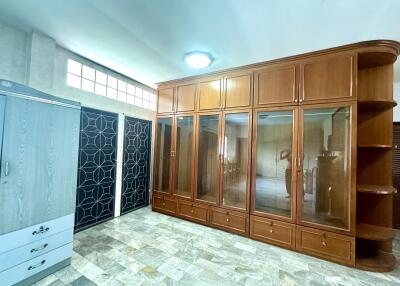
[184, 52, 213, 68]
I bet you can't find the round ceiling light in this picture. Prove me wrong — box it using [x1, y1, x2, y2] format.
[184, 52, 213, 68]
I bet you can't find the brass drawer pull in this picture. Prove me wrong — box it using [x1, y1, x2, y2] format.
[269, 229, 274, 234]
[226, 218, 230, 222]
[30, 243, 48, 253]
[162, 202, 166, 206]
[322, 241, 327, 247]
[191, 209, 194, 213]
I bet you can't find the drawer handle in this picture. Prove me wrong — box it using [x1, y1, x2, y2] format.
[28, 260, 46, 271]
[32, 226, 50, 236]
[226, 218, 230, 222]
[190, 209, 194, 213]
[30, 243, 49, 253]
[269, 229, 274, 234]
[162, 202, 166, 206]
[322, 241, 327, 247]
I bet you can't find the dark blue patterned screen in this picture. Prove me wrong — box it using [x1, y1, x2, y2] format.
[75, 107, 118, 232]
[121, 116, 151, 214]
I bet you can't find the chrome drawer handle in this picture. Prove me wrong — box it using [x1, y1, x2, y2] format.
[28, 260, 46, 271]
[32, 226, 50, 236]
[30, 243, 48, 253]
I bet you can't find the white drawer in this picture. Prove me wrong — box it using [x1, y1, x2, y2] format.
[0, 243, 73, 286]
[0, 228, 73, 272]
[0, 214, 74, 254]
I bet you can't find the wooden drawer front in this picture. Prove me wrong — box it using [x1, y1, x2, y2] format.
[225, 74, 251, 108]
[249, 216, 295, 249]
[0, 228, 73, 272]
[153, 195, 176, 215]
[0, 243, 73, 286]
[0, 214, 74, 254]
[301, 54, 354, 102]
[198, 79, 222, 110]
[177, 201, 208, 224]
[176, 83, 197, 112]
[210, 208, 248, 235]
[296, 226, 355, 265]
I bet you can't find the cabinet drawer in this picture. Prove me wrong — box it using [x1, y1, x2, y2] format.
[153, 195, 176, 215]
[296, 226, 355, 266]
[249, 216, 295, 249]
[209, 208, 248, 235]
[177, 201, 208, 224]
[0, 214, 74, 254]
[0, 228, 73, 272]
[0, 242, 73, 286]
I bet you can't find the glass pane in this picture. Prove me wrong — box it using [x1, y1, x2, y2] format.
[222, 113, 249, 209]
[95, 83, 106, 96]
[127, 94, 135, 105]
[108, 76, 117, 89]
[117, 91, 127, 102]
[301, 107, 351, 229]
[107, 87, 117, 99]
[127, 84, 135, 95]
[118, 80, 127, 92]
[143, 100, 150, 109]
[82, 65, 95, 80]
[197, 114, 219, 203]
[96, 71, 107, 85]
[255, 111, 294, 218]
[67, 59, 81, 76]
[134, 97, 143, 107]
[135, 87, 143, 98]
[66, 73, 81, 88]
[174, 116, 194, 197]
[82, 79, 94, 93]
[154, 117, 173, 193]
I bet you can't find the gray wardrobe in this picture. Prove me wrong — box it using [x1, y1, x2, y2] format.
[0, 80, 80, 286]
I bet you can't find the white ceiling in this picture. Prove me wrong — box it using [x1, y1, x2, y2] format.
[0, 0, 400, 87]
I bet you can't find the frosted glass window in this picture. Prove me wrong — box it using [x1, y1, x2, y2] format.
[67, 59, 81, 76]
[96, 71, 107, 85]
[127, 84, 135, 95]
[67, 73, 81, 88]
[135, 87, 143, 98]
[107, 87, 117, 99]
[127, 94, 135, 104]
[143, 91, 150, 101]
[118, 91, 127, 102]
[82, 65, 95, 80]
[150, 102, 156, 110]
[108, 76, 117, 89]
[143, 100, 150, 109]
[82, 79, 95, 93]
[134, 97, 143, 106]
[95, 83, 106, 96]
[150, 93, 157, 103]
[118, 80, 127, 92]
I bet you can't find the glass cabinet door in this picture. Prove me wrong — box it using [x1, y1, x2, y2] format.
[174, 115, 194, 197]
[196, 114, 220, 203]
[221, 112, 250, 210]
[154, 117, 173, 193]
[299, 106, 352, 230]
[254, 110, 296, 219]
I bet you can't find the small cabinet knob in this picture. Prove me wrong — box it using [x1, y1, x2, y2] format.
[269, 229, 274, 234]
[191, 209, 194, 213]
[322, 241, 327, 247]
[226, 218, 230, 222]
[162, 202, 166, 206]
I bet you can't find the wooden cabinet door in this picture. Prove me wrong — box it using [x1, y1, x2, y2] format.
[198, 78, 222, 111]
[158, 87, 175, 113]
[254, 65, 297, 106]
[224, 73, 252, 108]
[154, 116, 174, 194]
[300, 54, 355, 103]
[0, 96, 80, 235]
[176, 83, 197, 112]
[297, 102, 356, 234]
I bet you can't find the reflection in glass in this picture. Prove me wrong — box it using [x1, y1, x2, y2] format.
[175, 116, 194, 197]
[197, 114, 219, 203]
[255, 111, 294, 217]
[154, 117, 172, 193]
[222, 113, 249, 209]
[301, 107, 350, 229]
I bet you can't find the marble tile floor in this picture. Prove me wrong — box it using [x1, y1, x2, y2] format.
[33, 207, 400, 286]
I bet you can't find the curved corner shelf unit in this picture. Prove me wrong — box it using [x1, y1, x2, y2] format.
[356, 251, 397, 272]
[358, 100, 397, 111]
[356, 223, 395, 241]
[357, 184, 397, 195]
[357, 144, 393, 148]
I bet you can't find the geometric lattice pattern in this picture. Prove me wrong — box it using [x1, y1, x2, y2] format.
[121, 116, 151, 214]
[75, 107, 118, 232]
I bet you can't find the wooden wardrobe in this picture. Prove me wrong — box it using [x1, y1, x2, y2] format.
[152, 40, 400, 272]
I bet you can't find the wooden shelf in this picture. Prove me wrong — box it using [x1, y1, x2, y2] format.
[358, 144, 393, 148]
[357, 184, 397, 195]
[356, 223, 395, 241]
[356, 251, 396, 272]
[358, 100, 397, 111]
[358, 52, 397, 69]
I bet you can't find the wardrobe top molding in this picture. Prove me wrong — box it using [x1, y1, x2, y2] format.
[156, 40, 400, 86]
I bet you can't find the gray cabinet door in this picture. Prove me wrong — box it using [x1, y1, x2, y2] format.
[0, 95, 5, 160]
[0, 96, 80, 234]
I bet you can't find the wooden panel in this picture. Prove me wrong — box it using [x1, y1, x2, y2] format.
[225, 74, 251, 108]
[158, 87, 174, 113]
[0, 96, 80, 235]
[177, 200, 208, 224]
[393, 123, 400, 229]
[198, 79, 222, 111]
[301, 54, 354, 102]
[358, 65, 393, 102]
[358, 109, 392, 147]
[153, 195, 176, 215]
[176, 83, 197, 112]
[209, 207, 248, 235]
[254, 65, 297, 106]
[296, 226, 355, 266]
[250, 215, 295, 249]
